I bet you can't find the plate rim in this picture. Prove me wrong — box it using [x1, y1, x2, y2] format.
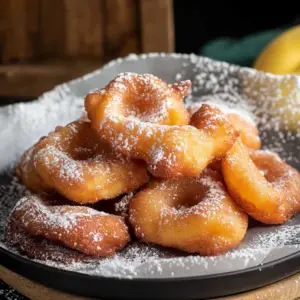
[1, 52, 300, 299]
[1, 243, 300, 282]
[1, 244, 300, 299]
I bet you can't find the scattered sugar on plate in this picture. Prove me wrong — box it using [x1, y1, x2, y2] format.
[0, 52, 300, 279]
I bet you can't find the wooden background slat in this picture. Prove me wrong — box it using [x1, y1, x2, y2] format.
[0, 0, 175, 98]
[0, 59, 103, 98]
[0, 0, 40, 63]
[64, 0, 104, 57]
[40, 0, 67, 57]
[104, 0, 140, 58]
[139, 0, 174, 53]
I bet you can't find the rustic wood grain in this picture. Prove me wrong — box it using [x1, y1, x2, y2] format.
[0, 0, 40, 63]
[64, 0, 104, 57]
[0, 0, 175, 97]
[1, 264, 300, 300]
[0, 59, 103, 98]
[25, 0, 40, 57]
[0, 0, 174, 62]
[104, 0, 140, 58]
[139, 0, 174, 53]
[0, 1, 7, 61]
[1, 0, 105, 60]
[40, 0, 67, 57]
[213, 276, 300, 300]
[0, 265, 88, 300]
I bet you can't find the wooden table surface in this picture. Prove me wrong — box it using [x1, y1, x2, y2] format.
[1, 265, 300, 300]
[0, 278, 27, 299]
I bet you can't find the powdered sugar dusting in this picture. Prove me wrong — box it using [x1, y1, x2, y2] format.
[96, 72, 182, 123]
[115, 192, 134, 217]
[13, 194, 106, 231]
[86, 72, 194, 177]
[0, 52, 300, 279]
[0, 175, 29, 238]
[186, 96, 256, 126]
[29, 120, 147, 197]
[156, 171, 227, 222]
[99, 117, 203, 177]
[0, 84, 84, 171]
[35, 145, 85, 183]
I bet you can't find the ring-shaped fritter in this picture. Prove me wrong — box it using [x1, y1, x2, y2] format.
[85, 74, 237, 178]
[188, 102, 261, 150]
[129, 169, 248, 255]
[7, 194, 130, 257]
[226, 113, 261, 150]
[16, 139, 52, 193]
[222, 140, 300, 224]
[31, 120, 149, 204]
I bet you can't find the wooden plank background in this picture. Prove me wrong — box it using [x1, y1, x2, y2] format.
[140, 0, 174, 53]
[0, 0, 174, 98]
[0, 0, 140, 62]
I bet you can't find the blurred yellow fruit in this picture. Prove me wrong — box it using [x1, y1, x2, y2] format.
[252, 26, 300, 132]
[254, 25, 300, 75]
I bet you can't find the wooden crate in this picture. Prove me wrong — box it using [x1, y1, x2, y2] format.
[0, 0, 174, 98]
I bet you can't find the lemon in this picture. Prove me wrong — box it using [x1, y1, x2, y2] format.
[252, 26, 300, 132]
[254, 25, 300, 75]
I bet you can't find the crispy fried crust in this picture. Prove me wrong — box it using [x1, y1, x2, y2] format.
[129, 169, 248, 255]
[18, 120, 149, 204]
[85, 75, 237, 178]
[6, 194, 131, 257]
[222, 140, 300, 224]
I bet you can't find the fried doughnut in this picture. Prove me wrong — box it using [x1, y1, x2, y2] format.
[253, 25, 300, 76]
[222, 140, 300, 224]
[226, 113, 261, 150]
[129, 169, 248, 255]
[16, 139, 52, 193]
[188, 102, 261, 149]
[7, 194, 130, 256]
[207, 112, 261, 173]
[85, 74, 237, 177]
[32, 120, 149, 204]
[5, 214, 93, 263]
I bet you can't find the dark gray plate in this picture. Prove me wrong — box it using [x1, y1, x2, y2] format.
[0, 53, 300, 299]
